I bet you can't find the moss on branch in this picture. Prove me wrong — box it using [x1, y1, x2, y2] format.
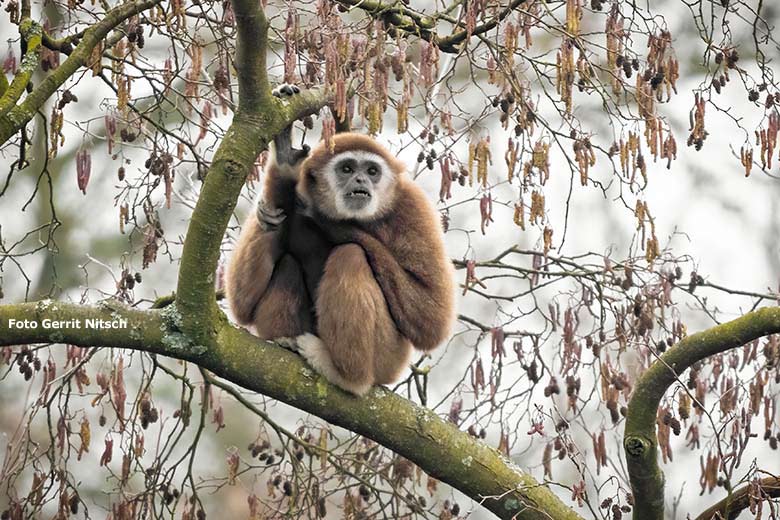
[0, 301, 170, 356]
[231, 0, 272, 113]
[624, 306, 780, 520]
[0, 19, 42, 117]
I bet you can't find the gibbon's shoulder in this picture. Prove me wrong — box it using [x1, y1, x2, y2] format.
[391, 177, 441, 230]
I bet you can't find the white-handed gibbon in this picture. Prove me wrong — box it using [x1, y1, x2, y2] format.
[226, 85, 455, 395]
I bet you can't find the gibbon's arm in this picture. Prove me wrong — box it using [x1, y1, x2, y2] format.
[226, 122, 308, 326]
[323, 216, 454, 352]
[225, 216, 285, 325]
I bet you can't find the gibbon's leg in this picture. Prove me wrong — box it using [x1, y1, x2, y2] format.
[252, 253, 313, 340]
[296, 244, 410, 396]
[225, 217, 284, 326]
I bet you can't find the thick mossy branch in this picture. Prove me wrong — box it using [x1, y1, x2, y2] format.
[0, 19, 43, 117]
[0, 301, 169, 355]
[174, 83, 329, 324]
[624, 306, 780, 520]
[173, 106, 291, 341]
[174, 0, 275, 334]
[0, 300, 584, 520]
[0, 0, 161, 144]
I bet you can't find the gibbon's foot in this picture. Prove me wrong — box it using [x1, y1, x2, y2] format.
[272, 336, 299, 352]
[271, 83, 300, 98]
[255, 198, 286, 231]
[294, 333, 372, 396]
[295, 333, 329, 368]
[271, 84, 310, 165]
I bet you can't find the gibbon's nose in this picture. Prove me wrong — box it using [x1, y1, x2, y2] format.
[354, 174, 368, 185]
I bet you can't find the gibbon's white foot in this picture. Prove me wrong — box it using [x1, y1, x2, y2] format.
[295, 333, 372, 396]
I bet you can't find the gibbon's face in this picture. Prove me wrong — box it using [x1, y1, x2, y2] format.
[323, 151, 395, 220]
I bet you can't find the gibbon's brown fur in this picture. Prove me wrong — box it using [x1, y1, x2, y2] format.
[297, 134, 456, 352]
[226, 157, 320, 339]
[226, 130, 456, 395]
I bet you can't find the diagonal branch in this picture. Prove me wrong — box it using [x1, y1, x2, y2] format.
[623, 306, 780, 520]
[694, 476, 780, 520]
[0, 300, 584, 520]
[0, 0, 163, 144]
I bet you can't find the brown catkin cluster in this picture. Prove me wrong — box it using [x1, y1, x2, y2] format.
[468, 138, 492, 188]
[756, 111, 779, 169]
[687, 93, 707, 150]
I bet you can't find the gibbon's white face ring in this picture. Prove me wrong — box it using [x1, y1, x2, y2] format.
[322, 150, 396, 220]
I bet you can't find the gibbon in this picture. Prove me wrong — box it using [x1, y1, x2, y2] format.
[226, 86, 455, 396]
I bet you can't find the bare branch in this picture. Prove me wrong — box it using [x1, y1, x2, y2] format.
[624, 307, 780, 520]
[694, 476, 780, 520]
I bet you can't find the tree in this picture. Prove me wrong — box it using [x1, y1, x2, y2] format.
[1, 0, 779, 518]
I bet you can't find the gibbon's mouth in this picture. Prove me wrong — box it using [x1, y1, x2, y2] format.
[346, 189, 371, 199]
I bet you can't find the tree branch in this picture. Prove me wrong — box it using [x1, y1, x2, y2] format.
[623, 306, 780, 520]
[0, 300, 583, 520]
[694, 477, 780, 520]
[0, 0, 162, 144]
[335, 0, 527, 53]
[0, 19, 42, 117]
[436, 0, 527, 53]
[335, 0, 435, 40]
[231, 0, 272, 113]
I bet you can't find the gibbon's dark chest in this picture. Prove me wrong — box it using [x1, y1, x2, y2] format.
[286, 212, 332, 304]
[266, 175, 331, 303]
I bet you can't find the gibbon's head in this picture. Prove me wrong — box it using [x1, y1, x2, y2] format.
[298, 133, 405, 221]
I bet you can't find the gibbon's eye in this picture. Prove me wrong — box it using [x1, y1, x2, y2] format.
[367, 165, 379, 176]
[341, 164, 353, 174]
